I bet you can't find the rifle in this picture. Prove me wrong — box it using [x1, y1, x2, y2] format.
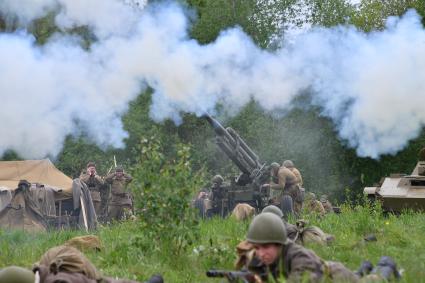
[203, 114, 269, 187]
[206, 269, 261, 283]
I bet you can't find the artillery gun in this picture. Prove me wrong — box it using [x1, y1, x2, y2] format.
[193, 115, 294, 218]
[364, 148, 425, 213]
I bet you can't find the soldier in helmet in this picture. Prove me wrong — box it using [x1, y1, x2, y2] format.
[210, 174, 227, 217]
[243, 213, 400, 282]
[235, 205, 333, 269]
[105, 165, 133, 221]
[320, 194, 334, 214]
[304, 192, 326, 217]
[245, 212, 326, 281]
[282, 160, 303, 187]
[263, 162, 300, 214]
[0, 266, 35, 283]
[80, 162, 105, 217]
[244, 213, 361, 282]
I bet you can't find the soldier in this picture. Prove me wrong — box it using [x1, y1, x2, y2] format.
[320, 194, 334, 214]
[282, 160, 303, 187]
[210, 174, 227, 217]
[235, 205, 333, 269]
[283, 160, 304, 213]
[244, 213, 360, 282]
[105, 165, 133, 221]
[262, 162, 300, 214]
[304, 192, 326, 217]
[80, 162, 104, 217]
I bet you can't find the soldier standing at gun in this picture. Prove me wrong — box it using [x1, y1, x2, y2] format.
[210, 175, 228, 217]
[262, 162, 301, 214]
[80, 162, 104, 217]
[105, 165, 133, 221]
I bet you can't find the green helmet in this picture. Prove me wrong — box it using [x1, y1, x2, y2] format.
[306, 192, 316, 201]
[282, 160, 294, 168]
[270, 162, 280, 169]
[0, 266, 35, 283]
[211, 175, 224, 184]
[320, 194, 328, 202]
[246, 213, 287, 245]
[262, 205, 283, 218]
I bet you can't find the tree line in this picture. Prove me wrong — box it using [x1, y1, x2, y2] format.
[1, 0, 424, 202]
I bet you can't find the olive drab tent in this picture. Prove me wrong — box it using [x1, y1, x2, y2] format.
[0, 159, 97, 232]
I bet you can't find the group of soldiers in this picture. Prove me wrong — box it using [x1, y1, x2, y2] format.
[80, 162, 133, 222]
[202, 160, 400, 282]
[203, 159, 334, 219]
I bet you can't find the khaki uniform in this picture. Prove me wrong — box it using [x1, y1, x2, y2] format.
[304, 198, 326, 217]
[105, 173, 133, 221]
[322, 199, 334, 214]
[270, 167, 301, 213]
[289, 167, 303, 187]
[247, 241, 359, 283]
[80, 173, 104, 217]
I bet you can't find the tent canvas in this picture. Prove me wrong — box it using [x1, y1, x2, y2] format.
[0, 159, 72, 200]
[0, 160, 96, 231]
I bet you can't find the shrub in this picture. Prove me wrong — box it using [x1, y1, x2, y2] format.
[130, 137, 206, 255]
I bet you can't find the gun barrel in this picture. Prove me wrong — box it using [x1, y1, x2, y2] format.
[206, 270, 225, 277]
[203, 114, 227, 136]
[206, 270, 255, 283]
[203, 114, 262, 176]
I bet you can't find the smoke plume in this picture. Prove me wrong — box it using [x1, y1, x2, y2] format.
[0, 1, 424, 159]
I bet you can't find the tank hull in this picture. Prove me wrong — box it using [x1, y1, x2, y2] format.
[364, 161, 425, 213]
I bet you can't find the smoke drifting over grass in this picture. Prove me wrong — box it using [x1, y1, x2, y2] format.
[0, 1, 424, 159]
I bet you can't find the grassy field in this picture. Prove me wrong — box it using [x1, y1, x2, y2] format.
[1, 204, 425, 282]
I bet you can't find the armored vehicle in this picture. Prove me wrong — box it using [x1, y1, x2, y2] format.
[364, 149, 425, 213]
[193, 115, 294, 218]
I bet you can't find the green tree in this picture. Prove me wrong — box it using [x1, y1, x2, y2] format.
[351, 0, 425, 32]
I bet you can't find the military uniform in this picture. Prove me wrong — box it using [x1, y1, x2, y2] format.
[210, 175, 227, 217]
[80, 167, 104, 217]
[244, 213, 359, 283]
[105, 168, 133, 221]
[321, 195, 334, 214]
[304, 193, 326, 216]
[282, 160, 304, 212]
[269, 166, 300, 213]
[248, 241, 325, 282]
[235, 206, 333, 269]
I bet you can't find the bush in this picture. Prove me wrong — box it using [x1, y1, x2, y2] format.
[130, 137, 206, 255]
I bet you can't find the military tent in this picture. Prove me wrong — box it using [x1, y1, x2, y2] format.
[0, 159, 97, 232]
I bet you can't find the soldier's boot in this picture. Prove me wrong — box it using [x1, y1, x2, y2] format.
[355, 260, 374, 277]
[372, 256, 401, 280]
[145, 274, 164, 283]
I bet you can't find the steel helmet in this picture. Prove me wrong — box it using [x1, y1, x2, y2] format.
[246, 213, 287, 245]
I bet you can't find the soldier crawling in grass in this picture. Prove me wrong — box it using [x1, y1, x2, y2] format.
[235, 205, 334, 270]
[105, 165, 133, 221]
[238, 212, 401, 282]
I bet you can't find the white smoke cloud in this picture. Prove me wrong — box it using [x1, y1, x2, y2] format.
[0, 0, 57, 24]
[0, 1, 424, 159]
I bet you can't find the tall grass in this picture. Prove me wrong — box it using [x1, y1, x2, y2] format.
[1, 205, 425, 282]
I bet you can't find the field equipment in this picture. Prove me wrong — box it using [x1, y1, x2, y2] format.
[193, 115, 294, 218]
